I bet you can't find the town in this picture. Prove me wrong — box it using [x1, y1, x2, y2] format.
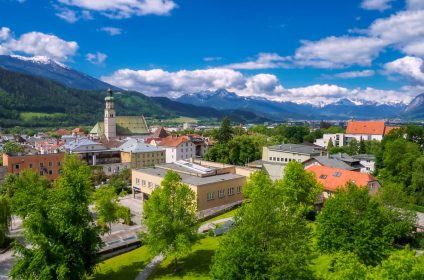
[1, 0, 424, 279]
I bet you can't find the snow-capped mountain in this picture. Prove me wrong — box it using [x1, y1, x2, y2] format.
[0, 55, 118, 90]
[177, 89, 406, 120]
[402, 93, 424, 119]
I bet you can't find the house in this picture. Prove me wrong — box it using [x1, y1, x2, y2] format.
[185, 134, 213, 157]
[90, 89, 150, 140]
[131, 160, 247, 212]
[306, 165, 380, 199]
[352, 154, 376, 174]
[2, 152, 65, 181]
[303, 153, 363, 172]
[119, 139, 166, 168]
[151, 127, 170, 139]
[65, 139, 129, 175]
[314, 133, 346, 148]
[158, 135, 196, 163]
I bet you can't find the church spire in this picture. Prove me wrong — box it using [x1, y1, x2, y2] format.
[104, 88, 116, 140]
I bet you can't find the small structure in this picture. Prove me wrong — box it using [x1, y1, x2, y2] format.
[352, 154, 376, 174]
[304, 153, 363, 172]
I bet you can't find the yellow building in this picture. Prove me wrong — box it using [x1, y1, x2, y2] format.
[119, 139, 165, 168]
[132, 160, 252, 212]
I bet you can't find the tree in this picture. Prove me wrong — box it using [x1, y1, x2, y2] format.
[316, 183, 415, 266]
[347, 138, 359, 155]
[275, 161, 322, 214]
[0, 196, 11, 248]
[1, 141, 24, 153]
[93, 185, 131, 233]
[327, 138, 334, 150]
[359, 137, 366, 154]
[211, 171, 314, 279]
[216, 116, 233, 144]
[143, 171, 198, 271]
[10, 155, 102, 280]
[323, 252, 369, 280]
[411, 156, 424, 206]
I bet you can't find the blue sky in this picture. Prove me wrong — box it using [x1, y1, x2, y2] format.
[1, 0, 424, 105]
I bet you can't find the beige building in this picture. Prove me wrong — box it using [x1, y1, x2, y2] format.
[262, 143, 325, 163]
[119, 139, 165, 168]
[132, 160, 251, 211]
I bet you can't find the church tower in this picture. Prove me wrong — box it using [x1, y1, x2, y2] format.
[104, 88, 116, 140]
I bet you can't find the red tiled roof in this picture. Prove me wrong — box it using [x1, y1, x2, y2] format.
[306, 165, 377, 192]
[55, 128, 71, 136]
[152, 127, 170, 138]
[384, 126, 400, 135]
[158, 135, 190, 147]
[346, 120, 386, 135]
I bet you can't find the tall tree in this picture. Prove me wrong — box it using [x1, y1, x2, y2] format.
[359, 137, 366, 154]
[1, 141, 24, 153]
[316, 183, 415, 266]
[327, 138, 334, 150]
[0, 196, 11, 248]
[10, 155, 102, 280]
[211, 171, 314, 279]
[216, 116, 233, 144]
[143, 171, 198, 271]
[412, 156, 424, 206]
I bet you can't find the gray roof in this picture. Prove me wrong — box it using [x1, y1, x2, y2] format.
[267, 144, 323, 155]
[134, 167, 244, 186]
[353, 154, 375, 161]
[330, 153, 358, 163]
[119, 139, 164, 153]
[306, 156, 360, 171]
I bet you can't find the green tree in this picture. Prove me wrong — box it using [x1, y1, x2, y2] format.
[323, 252, 369, 280]
[1, 141, 24, 153]
[211, 171, 314, 279]
[93, 185, 131, 233]
[316, 183, 415, 266]
[327, 138, 334, 150]
[216, 116, 233, 144]
[359, 137, 366, 154]
[275, 161, 322, 214]
[411, 156, 424, 206]
[10, 155, 102, 280]
[0, 196, 11, 248]
[143, 171, 198, 271]
[348, 138, 359, 155]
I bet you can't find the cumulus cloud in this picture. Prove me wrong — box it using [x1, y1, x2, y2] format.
[86, 52, 107, 65]
[0, 27, 11, 41]
[325, 70, 375, 79]
[0, 27, 78, 61]
[55, 7, 92, 23]
[224, 53, 290, 70]
[294, 36, 386, 68]
[102, 67, 415, 105]
[99, 27, 122, 36]
[407, 0, 424, 10]
[57, 0, 177, 19]
[361, 0, 393, 11]
[384, 56, 424, 83]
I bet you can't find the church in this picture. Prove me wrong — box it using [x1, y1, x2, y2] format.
[90, 89, 150, 140]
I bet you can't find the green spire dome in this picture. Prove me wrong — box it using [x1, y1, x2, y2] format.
[105, 88, 114, 102]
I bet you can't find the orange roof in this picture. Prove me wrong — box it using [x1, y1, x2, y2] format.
[346, 120, 385, 135]
[158, 135, 190, 147]
[55, 128, 71, 136]
[306, 165, 377, 192]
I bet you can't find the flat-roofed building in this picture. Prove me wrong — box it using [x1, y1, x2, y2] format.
[303, 153, 363, 172]
[262, 143, 325, 164]
[2, 152, 65, 180]
[132, 160, 247, 211]
[119, 139, 165, 168]
[352, 154, 375, 174]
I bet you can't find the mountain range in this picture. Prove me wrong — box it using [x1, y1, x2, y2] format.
[0, 54, 423, 126]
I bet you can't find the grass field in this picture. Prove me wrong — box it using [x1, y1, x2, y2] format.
[89, 246, 152, 280]
[20, 112, 66, 121]
[200, 208, 238, 225]
[166, 116, 199, 124]
[149, 236, 221, 280]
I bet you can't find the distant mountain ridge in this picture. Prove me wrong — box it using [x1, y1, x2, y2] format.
[177, 89, 407, 120]
[402, 93, 424, 119]
[0, 55, 118, 90]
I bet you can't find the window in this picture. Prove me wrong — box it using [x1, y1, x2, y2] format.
[269, 157, 272, 161]
[48, 170, 53, 175]
[277, 157, 280, 161]
[319, 174, 327, 179]
[40, 171, 44, 176]
[48, 161, 52, 167]
[333, 171, 342, 177]
[57, 161, 61, 166]
[15, 164, 20, 169]
[207, 192, 215, 201]
[237, 186, 241, 193]
[142, 180, 146, 186]
[228, 187, 235, 196]
[272, 157, 276, 161]
[148, 182, 153, 189]
[29, 163, 33, 168]
[40, 162, 44, 167]
[218, 189, 225, 198]
[136, 178, 140, 185]
[285, 158, 288, 162]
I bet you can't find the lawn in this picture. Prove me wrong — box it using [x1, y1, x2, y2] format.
[149, 236, 221, 280]
[20, 112, 66, 121]
[166, 116, 199, 124]
[89, 246, 152, 280]
[200, 208, 238, 225]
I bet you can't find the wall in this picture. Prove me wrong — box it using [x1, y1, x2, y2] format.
[263, 147, 314, 163]
[121, 150, 165, 168]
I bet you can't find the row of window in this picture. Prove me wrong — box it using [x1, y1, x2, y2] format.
[14, 161, 61, 170]
[207, 186, 242, 201]
[137, 152, 164, 158]
[135, 178, 159, 189]
[268, 157, 301, 163]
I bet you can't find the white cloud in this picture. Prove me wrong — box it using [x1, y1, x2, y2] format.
[402, 40, 424, 57]
[86, 52, 107, 65]
[224, 53, 290, 70]
[99, 27, 122, 36]
[203, 56, 222, 62]
[384, 56, 424, 83]
[0, 27, 11, 41]
[361, 0, 393, 11]
[407, 0, 424, 10]
[57, 0, 177, 19]
[328, 70, 375, 79]
[294, 36, 386, 68]
[0, 27, 78, 61]
[102, 67, 415, 105]
[55, 7, 92, 23]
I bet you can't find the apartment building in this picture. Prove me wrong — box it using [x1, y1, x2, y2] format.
[119, 139, 166, 168]
[158, 136, 196, 163]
